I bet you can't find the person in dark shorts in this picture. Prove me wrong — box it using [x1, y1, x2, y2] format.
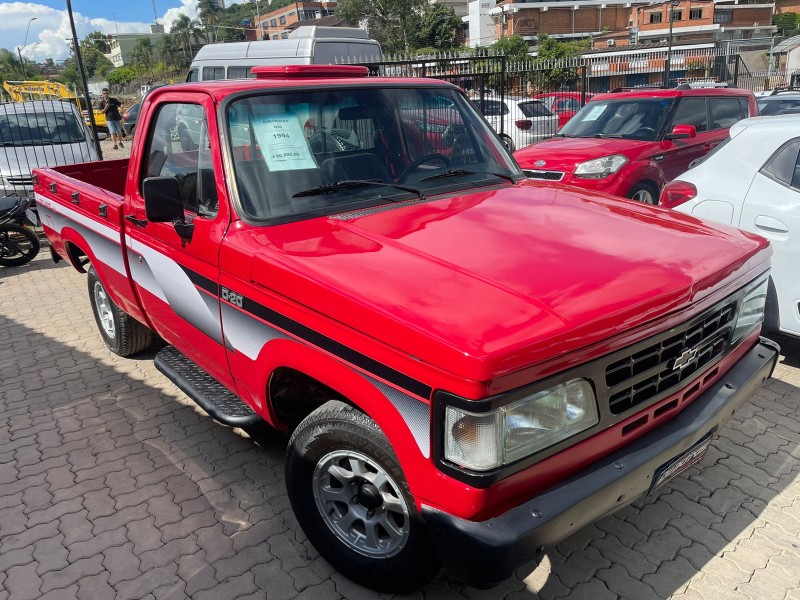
[99, 88, 124, 149]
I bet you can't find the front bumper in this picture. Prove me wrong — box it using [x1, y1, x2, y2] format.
[422, 338, 779, 588]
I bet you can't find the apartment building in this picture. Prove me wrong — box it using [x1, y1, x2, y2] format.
[246, 1, 338, 41]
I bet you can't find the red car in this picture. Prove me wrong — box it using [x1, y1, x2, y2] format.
[516, 87, 758, 204]
[534, 91, 591, 128]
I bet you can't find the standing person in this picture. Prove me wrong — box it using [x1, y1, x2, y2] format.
[98, 88, 124, 149]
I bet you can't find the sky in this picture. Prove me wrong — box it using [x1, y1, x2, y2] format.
[0, 0, 221, 64]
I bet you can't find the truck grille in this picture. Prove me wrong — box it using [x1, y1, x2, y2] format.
[523, 170, 564, 181]
[604, 301, 736, 415]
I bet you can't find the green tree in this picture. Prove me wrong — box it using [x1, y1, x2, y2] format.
[198, 0, 224, 43]
[337, 0, 428, 53]
[530, 33, 589, 92]
[490, 34, 530, 61]
[414, 4, 460, 50]
[106, 66, 137, 86]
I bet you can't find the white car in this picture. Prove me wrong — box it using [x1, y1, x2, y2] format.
[0, 100, 100, 198]
[660, 114, 800, 337]
[471, 96, 559, 151]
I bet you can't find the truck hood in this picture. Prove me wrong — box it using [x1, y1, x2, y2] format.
[514, 137, 655, 171]
[252, 182, 768, 382]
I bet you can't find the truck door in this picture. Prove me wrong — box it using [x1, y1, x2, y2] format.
[124, 93, 236, 389]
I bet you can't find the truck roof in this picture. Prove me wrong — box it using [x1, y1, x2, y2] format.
[592, 87, 755, 102]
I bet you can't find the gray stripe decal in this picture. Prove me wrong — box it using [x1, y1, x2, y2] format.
[221, 302, 290, 360]
[36, 200, 126, 276]
[126, 237, 222, 345]
[362, 373, 431, 458]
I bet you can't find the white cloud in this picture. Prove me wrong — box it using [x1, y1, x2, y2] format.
[0, 1, 203, 63]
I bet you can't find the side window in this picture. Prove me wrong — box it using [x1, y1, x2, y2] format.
[738, 97, 750, 118]
[227, 66, 253, 80]
[202, 66, 225, 81]
[709, 97, 744, 130]
[186, 69, 198, 82]
[762, 139, 800, 188]
[670, 97, 708, 132]
[143, 103, 218, 217]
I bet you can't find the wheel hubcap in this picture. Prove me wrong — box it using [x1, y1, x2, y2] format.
[632, 189, 655, 203]
[313, 450, 410, 558]
[93, 281, 116, 338]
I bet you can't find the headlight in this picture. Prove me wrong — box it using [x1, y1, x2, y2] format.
[732, 276, 769, 343]
[444, 379, 599, 471]
[574, 154, 628, 179]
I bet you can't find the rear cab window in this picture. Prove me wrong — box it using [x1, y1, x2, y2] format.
[518, 102, 553, 118]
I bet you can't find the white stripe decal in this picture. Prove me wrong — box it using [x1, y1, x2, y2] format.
[35, 192, 119, 242]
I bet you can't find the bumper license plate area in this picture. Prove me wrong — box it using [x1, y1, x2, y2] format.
[650, 430, 715, 494]
[25, 208, 38, 226]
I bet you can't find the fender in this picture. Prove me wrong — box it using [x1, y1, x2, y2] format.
[623, 159, 667, 193]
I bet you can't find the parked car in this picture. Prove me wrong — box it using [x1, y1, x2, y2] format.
[32, 65, 778, 592]
[533, 91, 592, 128]
[514, 87, 757, 204]
[122, 102, 141, 137]
[471, 95, 558, 151]
[0, 100, 99, 198]
[661, 114, 800, 337]
[756, 89, 800, 116]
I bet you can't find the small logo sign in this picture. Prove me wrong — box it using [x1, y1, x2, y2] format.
[534, 160, 546, 167]
[673, 347, 699, 371]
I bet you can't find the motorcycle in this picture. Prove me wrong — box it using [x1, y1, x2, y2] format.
[0, 195, 40, 267]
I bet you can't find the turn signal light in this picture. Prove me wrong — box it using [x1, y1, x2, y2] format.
[660, 180, 697, 208]
[515, 119, 533, 130]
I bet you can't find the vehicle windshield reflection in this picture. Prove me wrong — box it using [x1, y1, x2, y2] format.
[558, 98, 674, 141]
[226, 87, 522, 223]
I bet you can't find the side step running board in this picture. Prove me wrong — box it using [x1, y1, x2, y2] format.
[155, 345, 261, 427]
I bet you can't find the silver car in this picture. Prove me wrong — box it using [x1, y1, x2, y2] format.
[0, 100, 99, 197]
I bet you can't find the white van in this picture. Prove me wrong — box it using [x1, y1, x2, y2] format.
[187, 26, 383, 82]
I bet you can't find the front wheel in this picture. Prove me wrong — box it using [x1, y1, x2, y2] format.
[88, 266, 153, 356]
[0, 224, 39, 267]
[285, 400, 440, 592]
[627, 181, 660, 205]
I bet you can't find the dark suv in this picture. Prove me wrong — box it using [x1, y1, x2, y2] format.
[514, 86, 758, 204]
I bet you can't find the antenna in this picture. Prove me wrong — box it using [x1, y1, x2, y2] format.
[152, 0, 158, 23]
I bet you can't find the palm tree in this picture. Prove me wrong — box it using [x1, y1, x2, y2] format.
[171, 14, 203, 62]
[198, 0, 223, 44]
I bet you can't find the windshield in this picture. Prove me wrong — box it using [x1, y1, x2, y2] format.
[558, 98, 674, 141]
[0, 111, 86, 146]
[226, 86, 522, 222]
[757, 98, 800, 116]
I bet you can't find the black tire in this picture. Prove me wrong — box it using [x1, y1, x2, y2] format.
[0, 224, 40, 267]
[499, 134, 515, 152]
[178, 126, 197, 151]
[627, 181, 660, 205]
[285, 400, 441, 592]
[87, 266, 153, 356]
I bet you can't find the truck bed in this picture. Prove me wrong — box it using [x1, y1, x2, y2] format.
[50, 158, 129, 197]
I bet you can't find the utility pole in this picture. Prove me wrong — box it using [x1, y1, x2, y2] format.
[663, 0, 679, 88]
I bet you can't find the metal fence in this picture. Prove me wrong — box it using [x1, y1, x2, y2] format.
[0, 97, 99, 198]
[353, 49, 800, 152]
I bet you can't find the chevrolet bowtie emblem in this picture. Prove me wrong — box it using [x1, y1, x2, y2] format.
[673, 347, 699, 371]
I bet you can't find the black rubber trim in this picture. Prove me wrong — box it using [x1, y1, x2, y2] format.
[422, 338, 779, 589]
[155, 345, 261, 427]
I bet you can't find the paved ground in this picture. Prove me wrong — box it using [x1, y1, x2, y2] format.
[1, 230, 799, 599]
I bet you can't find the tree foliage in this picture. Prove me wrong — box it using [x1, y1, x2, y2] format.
[413, 4, 460, 50]
[490, 35, 530, 61]
[337, 0, 428, 53]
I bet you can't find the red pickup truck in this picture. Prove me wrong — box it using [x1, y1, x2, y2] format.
[33, 66, 778, 592]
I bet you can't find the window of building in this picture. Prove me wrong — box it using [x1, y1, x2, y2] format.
[690, 8, 703, 19]
[281, 32, 288, 39]
[671, 9, 683, 21]
[714, 10, 733, 23]
[300, 9, 317, 19]
[270, 18, 277, 27]
[279, 15, 286, 24]
[272, 34, 279, 39]
[322, 9, 335, 16]
[649, 12, 662, 24]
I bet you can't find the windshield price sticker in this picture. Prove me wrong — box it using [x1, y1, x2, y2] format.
[583, 104, 607, 122]
[253, 115, 317, 171]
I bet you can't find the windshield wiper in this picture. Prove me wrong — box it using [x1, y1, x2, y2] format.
[292, 179, 424, 200]
[419, 169, 516, 183]
[593, 133, 624, 139]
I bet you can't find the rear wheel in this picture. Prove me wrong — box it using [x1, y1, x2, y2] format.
[285, 400, 440, 592]
[627, 181, 659, 205]
[0, 224, 39, 267]
[499, 134, 515, 152]
[88, 266, 153, 356]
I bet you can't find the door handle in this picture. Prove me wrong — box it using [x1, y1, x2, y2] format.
[125, 214, 148, 227]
